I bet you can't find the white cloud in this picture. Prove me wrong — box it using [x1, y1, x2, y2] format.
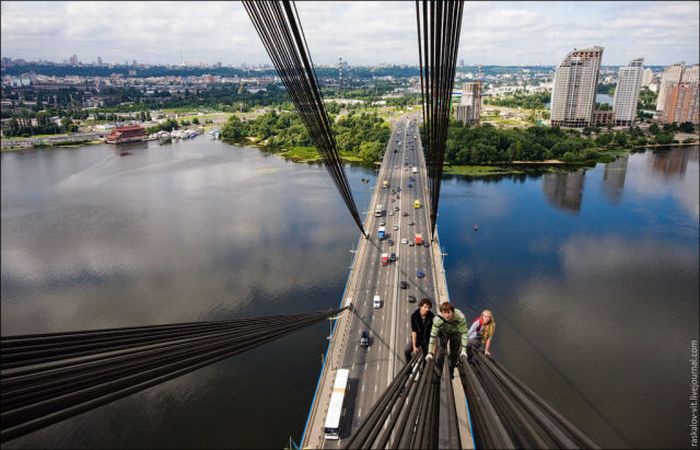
[1, 1, 698, 65]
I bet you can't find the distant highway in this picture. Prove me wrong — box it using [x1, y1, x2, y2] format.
[302, 114, 447, 448]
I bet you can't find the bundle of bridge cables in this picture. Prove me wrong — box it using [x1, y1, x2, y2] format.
[0, 308, 343, 442]
[243, 0, 366, 237]
[415, 0, 464, 237]
[343, 348, 599, 449]
[459, 351, 599, 449]
[341, 352, 444, 449]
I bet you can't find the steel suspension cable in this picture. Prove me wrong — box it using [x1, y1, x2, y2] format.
[243, 0, 366, 237]
[416, 0, 464, 237]
[0, 308, 344, 442]
[458, 352, 599, 449]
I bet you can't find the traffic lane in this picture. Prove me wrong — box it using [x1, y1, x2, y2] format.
[338, 181, 397, 437]
[324, 121, 409, 447]
[333, 133, 400, 448]
[347, 128, 406, 415]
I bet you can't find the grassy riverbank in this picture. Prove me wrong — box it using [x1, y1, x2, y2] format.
[1, 138, 104, 152]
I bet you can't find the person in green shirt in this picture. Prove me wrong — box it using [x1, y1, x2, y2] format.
[425, 302, 468, 379]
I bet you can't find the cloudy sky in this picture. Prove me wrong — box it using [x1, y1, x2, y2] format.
[1, 1, 698, 67]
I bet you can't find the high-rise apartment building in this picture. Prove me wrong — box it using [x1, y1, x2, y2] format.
[69, 54, 78, 65]
[550, 46, 604, 127]
[659, 64, 699, 124]
[455, 81, 481, 124]
[641, 68, 654, 87]
[656, 64, 684, 112]
[97, 56, 103, 66]
[613, 58, 644, 127]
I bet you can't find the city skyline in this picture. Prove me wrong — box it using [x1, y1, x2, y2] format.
[1, 1, 698, 67]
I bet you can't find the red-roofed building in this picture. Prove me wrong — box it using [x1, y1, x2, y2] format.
[106, 125, 146, 144]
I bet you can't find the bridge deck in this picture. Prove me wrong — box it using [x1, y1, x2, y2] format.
[301, 115, 472, 449]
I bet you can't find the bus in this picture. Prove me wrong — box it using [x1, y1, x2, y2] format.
[324, 368, 350, 440]
[414, 200, 421, 209]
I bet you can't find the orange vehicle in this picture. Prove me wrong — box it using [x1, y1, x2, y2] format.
[415, 234, 423, 246]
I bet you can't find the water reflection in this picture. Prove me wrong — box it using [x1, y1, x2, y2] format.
[626, 146, 699, 218]
[601, 155, 628, 204]
[650, 147, 691, 178]
[542, 170, 586, 213]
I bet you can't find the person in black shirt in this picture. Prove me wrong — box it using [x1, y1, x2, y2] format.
[404, 298, 435, 363]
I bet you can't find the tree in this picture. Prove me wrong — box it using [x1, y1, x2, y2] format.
[654, 133, 674, 145]
[358, 141, 384, 163]
[221, 114, 245, 142]
[61, 117, 74, 132]
[614, 132, 628, 147]
[36, 112, 50, 129]
[679, 122, 695, 133]
[192, 117, 200, 125]
[595, 133, 613, 147]
[649, 123, 661, 135]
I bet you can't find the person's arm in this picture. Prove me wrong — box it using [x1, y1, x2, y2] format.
[466, 320, 480, 340]
[411, 331, 418, 353]
[484, 336, 493, 356]
[458, 316, 470, 353]
[427, 317, 442, 355]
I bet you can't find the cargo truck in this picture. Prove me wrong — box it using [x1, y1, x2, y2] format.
[380, 253, 389, 266]
[412, 166, 418, 174]
[382, 180, 389, 188]
[415, 234, 423, 245]
[378, 226, 386, 240]
[374, 204, 383, 217]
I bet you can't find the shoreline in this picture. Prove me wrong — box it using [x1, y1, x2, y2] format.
[1, 139, 104, 152]
[5, 134, 697, 178]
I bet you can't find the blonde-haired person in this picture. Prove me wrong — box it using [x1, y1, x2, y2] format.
[466, 309, 495, 360]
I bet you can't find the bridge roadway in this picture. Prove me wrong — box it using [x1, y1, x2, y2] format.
[301, 115, 472, 449]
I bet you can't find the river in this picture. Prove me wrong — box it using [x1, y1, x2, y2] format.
[1, 139, 698, 449]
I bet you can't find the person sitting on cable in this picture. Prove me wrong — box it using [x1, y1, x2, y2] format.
[425, 302, 468, 379]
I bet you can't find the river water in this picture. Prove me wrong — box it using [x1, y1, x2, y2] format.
[1, 139, 698, 449]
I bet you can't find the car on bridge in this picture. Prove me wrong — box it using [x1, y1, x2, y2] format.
[393, 224, 399, 230]
[390, 252, 397, 262]
[360, 331, 370, 348]
[409, 240, 415, 247]
[407, 295, 417, 303]
[400, 281, 409, 289]
[387, 239, 394, 246]
[401, 238, 408, 245]
[416, 270, 425, 278]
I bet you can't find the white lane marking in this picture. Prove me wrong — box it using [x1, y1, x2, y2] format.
[362, 384, 365, 392]
[374, 385, 378, 393]
[358, 408, 362, 418]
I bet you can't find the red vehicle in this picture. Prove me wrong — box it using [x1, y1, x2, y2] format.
[415, 234, 423, 246]
[381, 253, 389, 266]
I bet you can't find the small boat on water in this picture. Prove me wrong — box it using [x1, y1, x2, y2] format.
[473, 224, 479, 231]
